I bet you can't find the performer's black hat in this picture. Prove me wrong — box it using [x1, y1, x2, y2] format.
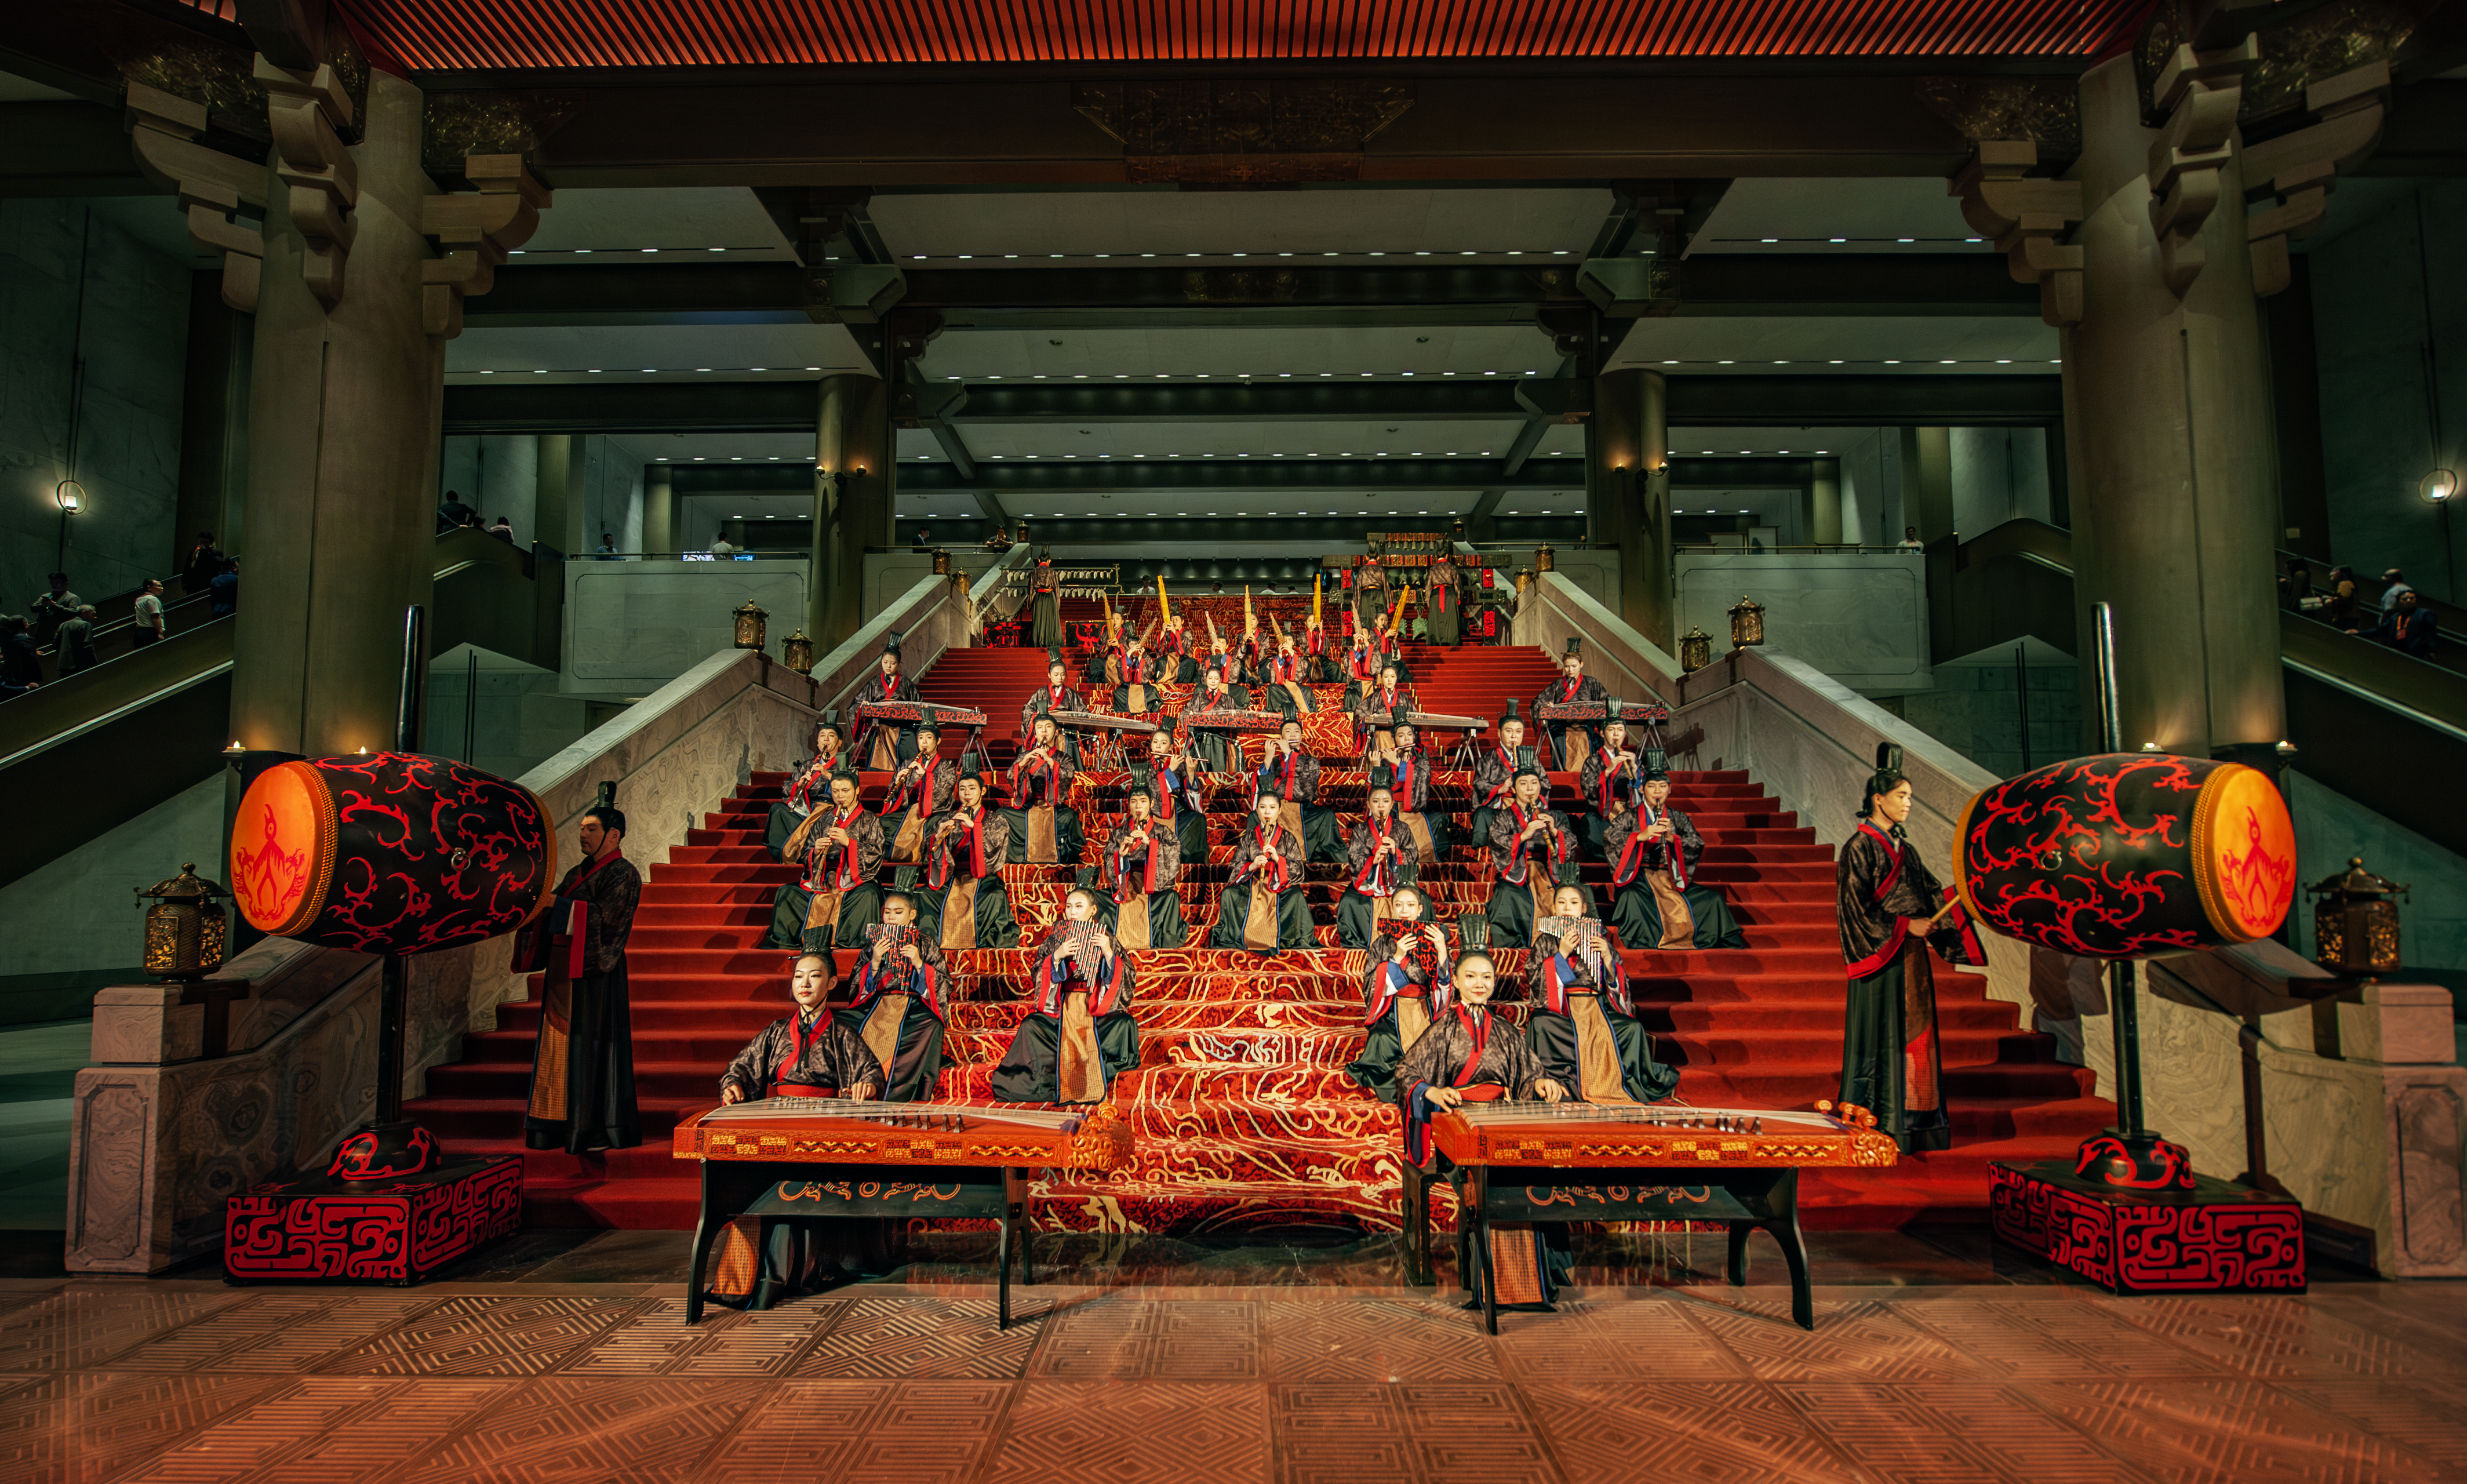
[1641, 768, 1670, 784]
[1860, 741, 1909, 819]
[1498, 699, 1522, 726]
[960, 749, 990, 776]
[1046, 646, 1066, 669]
[817, 709, 840, 730]
[916, 706, 943, 733]
[882, 630, 903, 659]
[1512, 764, 1546, 784]
[1643, 746, 1670, 773]
[1563, 636, 1584, 659]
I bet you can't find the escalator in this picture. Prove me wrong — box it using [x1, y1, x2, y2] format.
[0, 529, 565, 892]
[1952, 518, 2467, 859]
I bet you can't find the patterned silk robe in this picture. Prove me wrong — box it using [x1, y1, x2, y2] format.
[718, 1010, 883, 1101]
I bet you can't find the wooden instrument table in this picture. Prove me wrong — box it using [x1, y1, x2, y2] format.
[673, 1099, 1131, 1327]
[1047, 709, 1160, 765]
[1403, 1103, 1898, 1332]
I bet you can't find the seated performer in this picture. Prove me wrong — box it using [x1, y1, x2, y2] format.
[839, 893, 948, 1100]
[850, 632, 923, 769]
[1302, 608, 1336, 682]
[1352, 663, 1416, 753]
[1371, 614, 1412, 683]
[1484, 767, 1574, 948]
[1604, 770, 1746, 951]
[991, 889, 1141, 1104]
[721, 952, 883, 1105]
[1098, 788, 1187, 948]
[1467, 705, 1532, 859]
[1114, 627, 1163, 716]
[1337, 784, 1421, 948]
[1262, 626, 1316, 714]
[1534, 639, 1609, 773]
[880, 714, 957, 865]
[1209, 790, 1313, 952]
[919, 774, 1020, 950]
[1342, 886, 1455, 1099]
[1003, 713, 1083, 864]
[1178, 667, 1251, 774]
[766, 716, 845, 861]
[1020, 649, 1087, 769]
[1576, 715, 1643, 860]
[1340, 625, 1379, 690]
[1159, 613, 1200, 683]
[1257, 715, 1342, 863]
[1133, 727, 1211, 864]
[765, 772, 883, 951]
[1527, 883, 1679, 1104]
[1367, 720, 1451, 859]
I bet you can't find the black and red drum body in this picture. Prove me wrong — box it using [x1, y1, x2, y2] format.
[230, 752, 555, 955]
[1955, 753, 2297, 959]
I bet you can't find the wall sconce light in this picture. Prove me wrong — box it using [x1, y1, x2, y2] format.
[780, 628, 814, 674]
[2423, 469, 2458, 503]
[1679, 625, 1714, 672]
[2141, 741, 2162, 752]
[54, 479, 84, 514]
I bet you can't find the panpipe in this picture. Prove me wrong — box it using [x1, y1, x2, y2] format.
[673, 1098, 1129, 1167]
[1186, 710, 1285, 732]
[1431, 1103, 1900, 1169]
[1049, 711, 1160, 733]
[858, 703, 989, 727]
[1534, 701, 1608, 723]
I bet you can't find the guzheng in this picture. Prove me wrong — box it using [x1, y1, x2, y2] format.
[857, 702, 989, 728]
[1534, 701, 1609, 723]
[1186, 709, 1285, 731]
[1048, 710, 1160, 733]
[1404, 712, 1487, 730]
[674, 1098, 1130, 1167]
[1430, 1102, 1898, 1169]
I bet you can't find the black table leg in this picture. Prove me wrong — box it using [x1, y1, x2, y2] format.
[685, 1164, 728, 1326]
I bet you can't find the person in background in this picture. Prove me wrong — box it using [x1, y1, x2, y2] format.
[1895, 526, 1924, 552]
[709, 534, 737, 558]
[2282, 555, 2312, 612]
[2355, 588, 2439, 659]
[984, 526, 1011, 551]
[2382, 568, 2414, 614]
[183, 532, 223, 595]
[53, 605, 100, 675]
[209, 558, 240, 617]
[489, 516, 517, 544]
[0, 616, 40, 695]
[912, 525, 931, 550]
[2322, 565, 2360, 628]
[596, 531, 618, 561]
[30, 574, 79, 645]
[438, 492, 476, 534]
[131, 579, 166, 647]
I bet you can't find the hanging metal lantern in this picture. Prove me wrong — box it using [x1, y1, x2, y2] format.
[1679, 625, 1714, 673]
[2308, 856, 2410, 976]
[780, 628, 814, 674]
[1728, 594, 1766, 647]
[732, 600, 768, 650]
[930, 548, 951, 575]
[136, 863, 231, 981]
[1534, 544, 1556, 573]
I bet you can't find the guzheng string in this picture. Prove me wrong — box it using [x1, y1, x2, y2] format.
[699, 1098, 1086, 1133]
[1453, 1103, 1846, 1132]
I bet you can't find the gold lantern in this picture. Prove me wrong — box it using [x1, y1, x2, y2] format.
[1679, 625, 1714, 672]
[732, 600, 769, 650]
[780, 628, 814, 674]
[931, 548, 951, 575]
[1534, 544, 1556, 573]
[1513, 568, 1534, 596]
[136, 863, 230, 981]
[2307, 857, 2409, 976]
[1727, 594, 1766, 648]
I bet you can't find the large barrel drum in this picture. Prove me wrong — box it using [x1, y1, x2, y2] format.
[230, 752, 555, 956]
[1955, 753, 2295, 959]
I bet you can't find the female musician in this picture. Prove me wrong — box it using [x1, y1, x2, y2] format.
[1603, 770, 1746, 951]
[1533, 641, 1608, 773]
[1336, 784, 1419, 948]
[1114, 621, 1163, 715]
[1366, 720, 1450, 858]
[1526, 883, 1678, 1104]
[1342, 886, 1454, 1100]
[1264, 627, 1315, 715]
[767, 716, 845, 861]
[765, 772, 884, 951]
[1003, 713, 1082, 864]
[1098, 788, 1186, 949]
[849, 634, 923, 769]
[1020, 649, 1087, 769]
[880, 715, 957, 864]
[1159, 613, 1200, 682]
[1177, 667, 1250, 774]
[838, 893, 948, 1101]
[1134, 728, 1210, 864]
[719, 951, 882, 1105]
[1352, 662, 1414, 754]
[1209, 790, 1313, 952]
[920, 774, 1020, 950]
[1302, 608, 1337, 682]
[1483, 768, 1577, 948]
[991, 888, 1141, 1104]
[1256, 716, 1341, 864]
[1340, 625, 1380, 694]
[1577, 715, 1642, 860]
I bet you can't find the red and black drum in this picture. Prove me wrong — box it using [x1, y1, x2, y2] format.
[230, 752, 554, 955]
[1955, 752, 2296, 959]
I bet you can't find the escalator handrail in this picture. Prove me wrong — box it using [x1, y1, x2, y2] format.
[0, 616, 236, 768]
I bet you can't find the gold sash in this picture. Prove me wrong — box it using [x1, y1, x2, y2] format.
[1560, 728, 1591, 777]
[1278, 679, 1310, 713]
[1644, 868, 1694, 950]
[890, 803, 926, 862]
[527, 979, 572, 1121]
[1399, 810, 1436, 865]
[941, 879, 980, 951]
[1057, 990, 1104, 1104]
[803, 888, 844, 934]
[1116, 894, 1152, 951]
[1370, 889, 1395, 929]
[867, 728, 900, 770]
[1395, 993, 1432, 1050]
[1125, 682, 1148, 712]
[1570, 992, 1635, 1103]
[1243, 880, 1280, 951]
[858, 991, 909, 1074]
[1104, 653, 1123, 685]
[1026, 806, 1058, 864]
[1277, 798, 1305, 841]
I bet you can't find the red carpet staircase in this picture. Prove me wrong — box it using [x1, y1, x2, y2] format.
[407, 607, 2109, 1231]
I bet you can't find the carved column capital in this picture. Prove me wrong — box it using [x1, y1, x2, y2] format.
[2244, 62, 2389, 298]
[2144, 37, 2259, 297]
[125, 83, 269, 312]
[255, 55, 360, 308]
[419, 154, 551, 338]
[1949, 141, 2086, 328]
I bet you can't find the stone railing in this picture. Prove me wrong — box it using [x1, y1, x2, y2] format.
[1513, 569, 1684, 706]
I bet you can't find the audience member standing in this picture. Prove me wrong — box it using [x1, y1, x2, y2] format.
[30, 574, 79, 645]
[132, 579, 166, 647]
[0, 616, 39, 695]
[596, 531, 618, 561]
[54, 606, 99, 675]
[439, 491, 477, 533]
[488, 516, 516, 544]
[2382, 568, 2414, 615]
[182, 533, 223, 595]
[209, 558, 240, 617]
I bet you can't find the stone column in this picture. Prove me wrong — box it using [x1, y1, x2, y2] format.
[230, 68, 442, 756]
[2065, 54, 2284, 758]
[533, 434, 585, 556]
[811, 374, 892, 647]
[1806, 457, 1843, 545]
[1902, 427, 1956, 657]
[1585, 368, 1673, 648]
[641, 463, 675, 556]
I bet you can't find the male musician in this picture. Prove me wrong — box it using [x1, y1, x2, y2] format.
[849, 633, 925, 769]
[1302, 608, 1337, 682]
[1425, 551, 1464, 646]
[1367, 721, 1450, 858]
[1468, 705, 1533, 859]
[1158, 613, 1200, 682]
[1029, 551, 1061, 649]
[1577, 715, 1643, 860]
[767, 716, 845, 861]
[765, 772, 885, 951]
[1352, 662, 1414, 754]
[1533, 639, 1610, 773]
[719, 951, 883, 1105]
[1371, 613, 1411, 684]
[992, 889, 1141, 1104]
[1114, 624, 1163, 716]
[1604, 770, 1746, 951]
[1342, 885, 1454, 1100]
[1004, 713, 1082, 864]
[880, 715, 958, 865]
[1257, 716, 1341, 863]
[1527, 883, 1679, 1104]
[1099, 787, 1186, 948]
[1263, 628, 1315, 715]
[1178, 666, 1251, 774]
[839, 895, 949, 1101]
[1020, 650, 1087, 769]
[1354, 553, 1390, 634]
[1340, 624, 1380, 693]
[1484, 768, 1574, 948]
[1336, 784, 1421, 948]
[920, 774, 1020, 950]
[521, 804, 643, 1154]
[1133, 728, 1211, 864]
[1209, 790, 1313, 952]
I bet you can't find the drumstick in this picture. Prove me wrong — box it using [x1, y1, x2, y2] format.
[1920, 899, 1963, 929]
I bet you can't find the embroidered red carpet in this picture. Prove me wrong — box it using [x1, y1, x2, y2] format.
[406, 624, 2109, 1231]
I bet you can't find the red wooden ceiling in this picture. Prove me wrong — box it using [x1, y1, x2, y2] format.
[287, 0, 2153, 71]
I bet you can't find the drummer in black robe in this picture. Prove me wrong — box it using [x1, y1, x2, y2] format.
[765, 772, 885, 951]
[1097, 788, 1187, 949]
[766, 716, 845, 861]
[1527, 883, 1678, 1104]
[1177, 668, 1252, 775]
[1020, 650, 1088, 770]
[1533, 641, 1610, 774]
[1002, 714, 1082, 864]
[919, 774, 1021, 950]
[880, 715, 958, 867]
[1604, 771, 1746, 951]
[1837, 758, 1985, 1154]
[1256, 716, 1341, 863]
[849, 633, 925, 769]
[1396, 950, 1570, 1307]
[522, 803, 643, 1154]
[1028, 552, 1062, 649]
[1342, 887, 1455, 1099]
[1209, 790, 1314, 952]
[992, 890, 1141, 1104]
[839, 894, 950, 1101]
[1351, 663, 1416, 754]
[1132, 728, 1211, 864]
[1426, 554, 1464, 646]
[1367, 720, 1451, 859]
[1577, 716, 1643, 860]
[1483, 768, 1574, 949]
[1467, 707, 1532, 861]
[1336, 784, 1420, 948]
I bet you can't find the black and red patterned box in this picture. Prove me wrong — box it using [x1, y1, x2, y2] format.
[1990, 1159, 2306, 1294]
[224, 1157, 522, 1284]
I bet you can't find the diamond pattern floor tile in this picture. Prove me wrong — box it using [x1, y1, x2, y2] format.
[110, 1377, 513, 1483]
[317, 1295, 649, 1377]
[792, 1296, 1039, 1378]
[1525, 1380, 1861, 1484]
[2031, 1375, 2451, 1484]
[413, 1377, 769, 1482]
[0, 1372, 287, 1484]
[686, 1380, 1011, 1484]
[986, 1381, 1271, 1484]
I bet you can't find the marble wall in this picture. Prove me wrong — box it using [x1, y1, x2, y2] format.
[0, 200, 193, 611]
[1949, 427, 2053, 537]
[1675, 551, 1931, 694]
[1894, 639, 2083, 779]
[0, 775, 224, 1019]
[2284, 768, 2467, 973]
[563, 559, 812, 695]
[424, 645, 594, 781]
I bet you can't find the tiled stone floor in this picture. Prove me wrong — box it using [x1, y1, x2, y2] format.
[2, 1226, 2462, 1483]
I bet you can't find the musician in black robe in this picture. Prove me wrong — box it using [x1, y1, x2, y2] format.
[1467, 708, 1533, 861]
[1256, 716, 1341, 863]
[1178, 669, 1252, 774]
[1604, 772, 1746, 951]
[1366, 721, 1451, 859]
[992, 890, 1141, 1104]
[522, 805, 643, 1154]
[1002, 714, 1083, 864]
[1838, 761, 1985, 1154]
[1426, 554, 1464, 646]
[765, 773, 885, 951]
[1336, 785, 1421, 948]
[1261, 630, 1316, 715]
[1351, 664, 1416, 753]
[1029, 554, 1062, 649]
[1097, 789, 1186, 950]
[1339, 630, 1380, 694]
[1133, 728, 1211, 864]
[849, 634, 925, 769]
[918, 774, 1021, 950]
[1527, 884, 1678, 1104]
[766, 717, 845, 861]
[1303, 612, 1338, 682]
[720, 952, 883, 1104]
[838, 894, 949, 1102]
[1577, 716, 1643, 860]
[1483, 768, 1575, 949]
[1021, 650, 1088, 769]
[1396, 951, 1570, 1308]
[1209, 791, 1314, 952]
[1533, 643, 1610, 774]
[1354, 555, 1391, 635]
[1112, 625, 1165, 714]
[880, 716, 958, 866]
[1342, 887, 1455, 1100]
